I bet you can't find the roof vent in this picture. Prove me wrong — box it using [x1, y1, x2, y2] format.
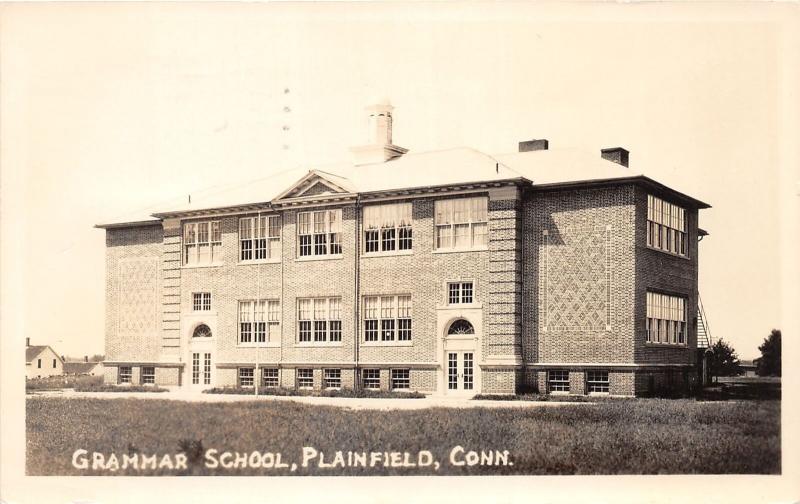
[601, 147, 629, 167]
[519, 139, 549, 152]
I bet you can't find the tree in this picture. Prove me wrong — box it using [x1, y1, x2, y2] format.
[757, 329, 781, 377]
[89, 354, 105, 362]
[708, 339, 741, 382]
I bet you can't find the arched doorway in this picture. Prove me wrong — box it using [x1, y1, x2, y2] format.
[444, 318, 477, 394]
[189, 323, 213, 388]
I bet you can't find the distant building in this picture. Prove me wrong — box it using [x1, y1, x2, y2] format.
[96, 101, 710, 396]
[739, 360, 758, 377]
[25, 338, 64, 379]
[63, 356, 103, 376]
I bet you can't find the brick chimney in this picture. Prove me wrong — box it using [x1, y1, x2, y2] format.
[84, 355, 89, 363]
[519, 139, 549, 152]
[601, 147, 629, 167]
[350, 100, 408, 166]
[26, 337, 30, 347]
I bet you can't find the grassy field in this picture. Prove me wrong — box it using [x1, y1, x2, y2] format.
[26, 397, 780, 476]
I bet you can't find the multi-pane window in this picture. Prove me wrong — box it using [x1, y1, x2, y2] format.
[183, 221, 222, 266]
[547, 370, 570, 393]
[203, 354, 211, 385]
[586, 371, 610, 393]
[262, 368, 279, 388]
[239, 215, 281, 261]
[238, 300, 280, 344]
[298, 209, 342, 257]
[119, 366, 132, 384]
[363, 295, 412, 342]
[239, 368, 254, 387]
[193, 292, 212, 311]
[647, 195, 687, 256]
[448, 282, 474, 304]
[391, 369, 410, 390]
[297, 369, 314, 389]
[363, 203, 413, 253]
[141, 366, 155, 385]
[297, 298, 342, 343]
[362, 369, 380, 389]
[324, 369, 342, 389]
[192, 354, 199, 384]
[434, 197, 488, 250]
[646, 292, 687, 345]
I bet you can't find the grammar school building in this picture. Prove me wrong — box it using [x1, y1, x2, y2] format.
[97, 102, 709, 396]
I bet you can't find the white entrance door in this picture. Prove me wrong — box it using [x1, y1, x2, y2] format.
[446, 351, 475, 393]
[190, 352, 212, 387]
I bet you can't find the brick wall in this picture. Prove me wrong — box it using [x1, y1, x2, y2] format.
[522, 185, 637, 367]
[633, 187, 698, 366]
[104, 180, 701, 396]
[105, 224, 164, 363]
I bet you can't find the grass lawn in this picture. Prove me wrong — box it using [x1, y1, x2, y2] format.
[26, 397, 780, 476]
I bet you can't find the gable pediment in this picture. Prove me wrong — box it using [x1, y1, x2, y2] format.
[273, 171, 354, 202]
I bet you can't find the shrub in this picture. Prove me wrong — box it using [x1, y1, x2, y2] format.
[26, 375, 103, 393]
[203, 386, 424, 399]
[73, 383, 168, 393]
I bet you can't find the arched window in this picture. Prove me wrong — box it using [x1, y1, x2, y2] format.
[193, 324, 212, 338]
[447, 319, 475, 335]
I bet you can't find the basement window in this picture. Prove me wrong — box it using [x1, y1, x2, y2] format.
[141, 366, 155, 385]
[391, 369, 410, 390]
[586, 371, 610, 394]
[238, 368, 254, 387]
[547, 370, 569, 393]
[119, 366, 132, 384]
[262, 368, 279, 388]
[362, 369, 380, 389]
[297, 369, 314, 389]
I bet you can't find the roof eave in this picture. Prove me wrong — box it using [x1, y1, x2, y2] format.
[358, 177, 530, 200]
[529, 175, 711, 209]
[94, 219, 162, 230]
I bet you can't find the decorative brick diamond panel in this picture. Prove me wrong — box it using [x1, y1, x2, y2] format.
[544, 226, 611, 331]
[118, 258, 160, 334]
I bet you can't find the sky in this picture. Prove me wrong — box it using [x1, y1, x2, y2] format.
[2, 3, 798, 360]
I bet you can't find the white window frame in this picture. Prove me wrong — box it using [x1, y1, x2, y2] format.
[391, 369, 410, 390]
[239, 367, 254, 387]
[363, 203, 413, 254]
[647, 195, 687, 257]
[239, 215, 281, 262]
[434, 197, 489, 251]
[297, 209, 342, 258]
[183, 221, 223, 266]
[141, 366, 155, 385]
[586, 370, 610, 394]
[297, 297, 342, 343]
[363, 295, 412, 343]
[192, 292, 212, 312]
[447, 281, 474, 305]
[323, 368, 342, 389]
[238, 299, 280, 346]
[261, 368, 279, 388]
[646, 291, 687, 346]
[296, 368, 314, 389]
[547, 370, 570, 393]
[118, 366, 132, 384]
[362, 369, 380, 390]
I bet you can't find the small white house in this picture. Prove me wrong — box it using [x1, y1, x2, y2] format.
[63, 357, 103, 376]
[25, 339, 64, 379]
